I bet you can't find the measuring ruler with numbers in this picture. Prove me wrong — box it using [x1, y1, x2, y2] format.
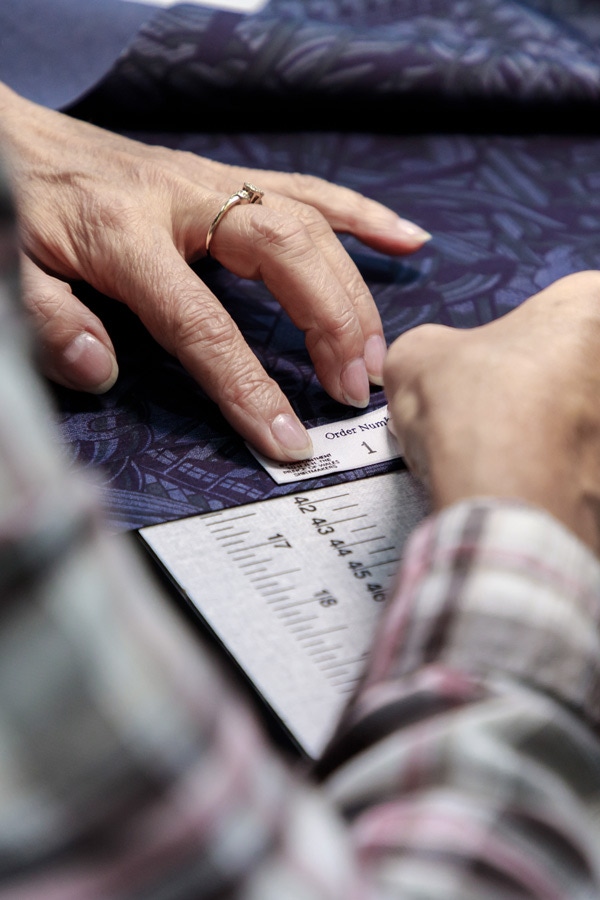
[139, 469, 428, 759]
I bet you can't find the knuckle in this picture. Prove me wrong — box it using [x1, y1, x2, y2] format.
[291, 201, 329, 235]
[287, 172, 328, 199]
[324, 305, 361, 342]
[170, 296, 237, 353]
[221, 368, 276, 412]
[24, 284, 74, 334]
[307, 305, 361, 356]
[285, 171, 365, 221]
[253, 212, 312, 260]
[164, 291, 279, 412]
[305, 314, 364, 360]
[383, 323, 453, 396]
[340, 269, 373, 309]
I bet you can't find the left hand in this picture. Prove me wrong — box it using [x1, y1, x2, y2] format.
[0, 83, 431, 461]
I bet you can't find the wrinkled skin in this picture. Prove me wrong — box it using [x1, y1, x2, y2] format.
[385, 271, 600, 554]
[0, 82, 430, 461]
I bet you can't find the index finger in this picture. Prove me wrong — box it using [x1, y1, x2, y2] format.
[115, 233, 314, 462]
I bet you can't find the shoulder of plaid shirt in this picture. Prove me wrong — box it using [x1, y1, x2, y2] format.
[2, 177, 600, 900]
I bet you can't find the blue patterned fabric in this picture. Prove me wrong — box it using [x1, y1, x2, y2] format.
[27, 0, 600, 530]
[71, 0, 600, 128]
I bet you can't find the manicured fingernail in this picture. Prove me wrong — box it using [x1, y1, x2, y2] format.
[63, 333, 118, 393]
[394, 217, 432, 243]
[364, 334, 387, 385]
[341, 358, 370, 408]
[271, 413, 313, 460]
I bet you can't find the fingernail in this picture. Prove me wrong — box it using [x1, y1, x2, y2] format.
[271, 413, 313, 460]
[63, 333, 118, 393]
[394, 217, 432, 244]
[364, 334, 387, 385]
[341, 358, 370, 408]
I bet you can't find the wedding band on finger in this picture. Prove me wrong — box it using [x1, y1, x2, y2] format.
[205, 182, 264, 256]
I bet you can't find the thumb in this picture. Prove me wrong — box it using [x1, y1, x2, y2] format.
[20, 256, 118, 393]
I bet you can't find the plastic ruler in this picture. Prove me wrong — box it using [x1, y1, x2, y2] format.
[139, 469, 428, 759]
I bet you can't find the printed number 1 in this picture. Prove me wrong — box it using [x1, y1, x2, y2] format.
[361, 441, 376, 455]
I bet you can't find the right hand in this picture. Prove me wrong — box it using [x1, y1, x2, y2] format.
[383, 271, 600, 554]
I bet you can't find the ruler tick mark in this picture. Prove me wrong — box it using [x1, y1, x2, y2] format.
[368, 558, 401, 568]
[272, 597, 316, 611]
[206, 511, 256, 523]
[321, 655, 364, 671]
[251, 568, 301, 581]
[344, 536, 385, 548]
[328, 515, 367, 526]
[298, 492, 349, 505]
[309, 644, 342, 657]
[282, 614, 318, 623]
[297, 625, 347, 639]
[216, 529, 250, 541]
[242, 540, 291, 551]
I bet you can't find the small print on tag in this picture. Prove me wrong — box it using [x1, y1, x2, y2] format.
[248, 404, 402, 484]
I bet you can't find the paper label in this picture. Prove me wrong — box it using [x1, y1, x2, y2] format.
[248, 404, 402, 484]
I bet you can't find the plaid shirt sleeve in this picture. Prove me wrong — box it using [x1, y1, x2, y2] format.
[3, 171, 600, 898]
[319, 499, 600, 897]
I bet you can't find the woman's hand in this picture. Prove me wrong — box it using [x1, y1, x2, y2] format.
[0, 82, 430, 461]
[383, 271, 600, 554]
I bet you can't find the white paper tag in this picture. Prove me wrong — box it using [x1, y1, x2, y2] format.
[248, 405, 402, 484]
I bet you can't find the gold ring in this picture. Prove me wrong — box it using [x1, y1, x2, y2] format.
[205, 182, 264, 256]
